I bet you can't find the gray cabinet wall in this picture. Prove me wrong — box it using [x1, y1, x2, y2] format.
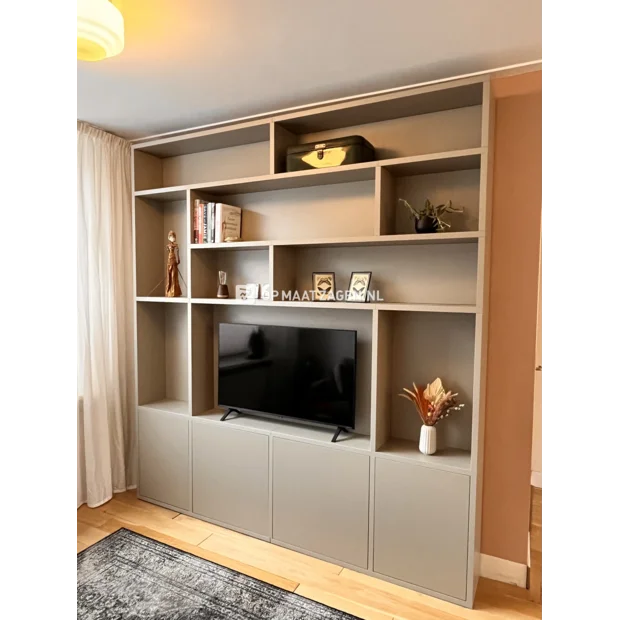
[138, 407, 190, 510]
[272, 438, 370, 569]
[373, 458, 470, 599]
[192, 422, 270, 537]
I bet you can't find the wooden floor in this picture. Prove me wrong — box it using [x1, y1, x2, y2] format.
[77, 491, 541, 620]
[529, 487, 542, 603]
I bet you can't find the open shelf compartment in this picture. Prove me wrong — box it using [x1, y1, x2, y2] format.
[137, 301, 189, 415]
[190, 303, 373, 441]
[272, 243, 478, 306]
[134, 194, 189, 298]
[378, 153, 482, 236]
[195, 409, 370, 452]
[191, 247, 270, 300]
[133, 120, 271, 191]
[372, 309, 476, 473]
[191, 173, 377, 243]
[272, 81, 483, 173]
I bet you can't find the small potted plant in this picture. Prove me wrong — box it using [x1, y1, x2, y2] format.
[399, 378, 464, 455]
[399, 198, 463, 233]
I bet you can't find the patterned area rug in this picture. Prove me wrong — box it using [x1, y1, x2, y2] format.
[77, 528, 360, 619]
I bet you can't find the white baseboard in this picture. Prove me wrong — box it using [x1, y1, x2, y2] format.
[480, 554, 528, 588]
[531, 471, 542, 488]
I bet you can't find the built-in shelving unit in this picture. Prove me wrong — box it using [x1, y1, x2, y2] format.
[131, 74, 495, 608]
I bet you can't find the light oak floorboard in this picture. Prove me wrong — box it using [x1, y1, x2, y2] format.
[77, 491, 541, 620]
[115, 489, 180, 519]
[199, 531, 342, 582]
[96, 499, 213, 546]
[77, 505, 109, 528]
[77, 521, 113, 548]
[528, 487, 542, 603]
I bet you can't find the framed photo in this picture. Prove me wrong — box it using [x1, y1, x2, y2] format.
[347, 272, 372, 302]
[246, 283, 260, 299]
[312, 272, 335, 301]
[237, 283, 260, 300]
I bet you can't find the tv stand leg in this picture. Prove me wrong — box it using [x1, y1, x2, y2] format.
[220, 408, 242, 422]
[331, 426, 347, 443]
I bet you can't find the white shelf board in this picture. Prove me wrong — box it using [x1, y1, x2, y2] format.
[190, 231, 480, 251]
[272, 300, 373, 310]
[377, 438, 471, 475]
[194, 409, 371, 452]
[191, 241, 270, 251]
[134, 187, 187, 202]
[136, 296, 189, 303]
[134, 148, 483, 199]
[190, 298, 273, 306]
[138, 399, 189, 416]
[133, 120, 271, 158]
[196, 163, 376, 195]
[274, 80, 483, 132]
[189, 298, 476, 313]
[382, 148, 481, 176]
[376, 302, 477, 314]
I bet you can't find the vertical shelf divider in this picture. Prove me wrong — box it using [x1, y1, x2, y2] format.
[469, 77, 495, 598]
[375, 167, 395, 236]
[370, 308, 393, 451]
[270, 121, 298, 175]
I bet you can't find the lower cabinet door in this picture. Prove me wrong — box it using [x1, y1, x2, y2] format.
[138, 407, 190, 511]
[272, 438, 370, 568]
[192, 422, 270, 537]
[373, 458, 470, 600]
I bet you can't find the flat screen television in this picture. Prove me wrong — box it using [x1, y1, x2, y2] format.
[218, 323, 357, 430]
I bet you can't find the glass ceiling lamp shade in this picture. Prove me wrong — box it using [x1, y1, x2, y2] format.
[77, 0, 124, 61]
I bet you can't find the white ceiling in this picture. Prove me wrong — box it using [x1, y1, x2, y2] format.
[77, 0, 541, 140]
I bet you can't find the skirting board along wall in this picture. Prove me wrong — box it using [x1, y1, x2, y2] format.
[480, 554, 527, 588]
[530, 471, 542, 488]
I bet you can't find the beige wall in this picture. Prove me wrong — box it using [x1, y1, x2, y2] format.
[481, 73, 542, 564]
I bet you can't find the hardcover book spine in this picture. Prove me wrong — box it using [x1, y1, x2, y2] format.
[214, 203, 222, 243]
[211, 203, 217, 243]
[193, 200, 199, 244]
[203, 202, 209, 244]
[207, 202, 213, 243]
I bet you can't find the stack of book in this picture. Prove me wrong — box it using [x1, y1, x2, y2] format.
[193, 200, 242, 244]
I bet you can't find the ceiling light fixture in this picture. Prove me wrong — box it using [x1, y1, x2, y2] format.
[77, 0, 124, 62]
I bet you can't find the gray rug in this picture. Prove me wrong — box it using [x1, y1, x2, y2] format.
[77, 528, 360, 619]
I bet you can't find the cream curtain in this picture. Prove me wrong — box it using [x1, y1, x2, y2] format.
[77, 121, 135, 507]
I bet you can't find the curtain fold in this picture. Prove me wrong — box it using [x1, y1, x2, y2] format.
[78, 121, 135, 508]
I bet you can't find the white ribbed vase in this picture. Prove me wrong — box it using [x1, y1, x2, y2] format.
[419, 425, 437, 455]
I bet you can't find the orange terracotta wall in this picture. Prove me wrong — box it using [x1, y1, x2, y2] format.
[481, 72, 542, 564]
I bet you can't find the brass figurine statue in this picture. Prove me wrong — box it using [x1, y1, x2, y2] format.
[217, 270, 229, 299]
[165, 230, 182, 297]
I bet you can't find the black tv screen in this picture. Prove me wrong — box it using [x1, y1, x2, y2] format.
[218, 323, 357, 429]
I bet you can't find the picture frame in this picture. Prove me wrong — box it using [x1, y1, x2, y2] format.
[236, 283, 260, 300]
[312, 272, 336, 301]
[347, 271, 372, 302]
[246, 283, 260, 299]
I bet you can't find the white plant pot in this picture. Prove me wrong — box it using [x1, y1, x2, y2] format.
[419, 425, 437, 455]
